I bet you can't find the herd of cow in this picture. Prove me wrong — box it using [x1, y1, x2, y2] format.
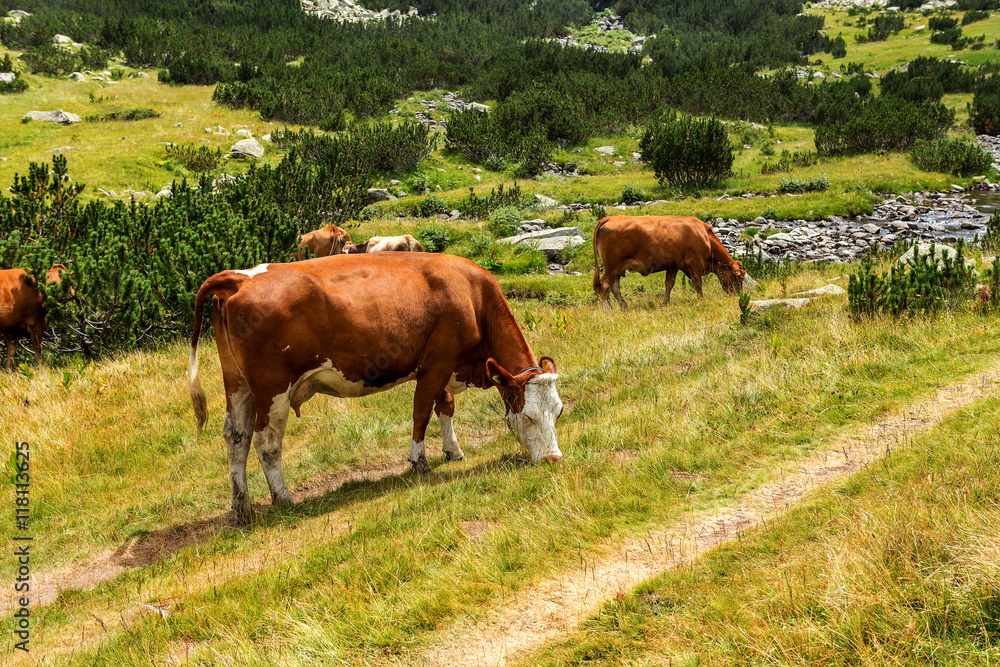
[1, 216, 750, 519]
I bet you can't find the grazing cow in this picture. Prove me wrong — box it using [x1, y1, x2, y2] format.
[0, 265, 69, 372]
[189, 253, 563, 520]
[592, 215, 747, 307]
[345, 234, 424, 254]
[293, 224, 353, 261]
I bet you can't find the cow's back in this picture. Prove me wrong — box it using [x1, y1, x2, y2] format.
[595, 216, 713, 275]
[222, 254, 494, 387]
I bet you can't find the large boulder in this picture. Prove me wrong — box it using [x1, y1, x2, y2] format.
[68, 72, 87, 82]
[499, 227, 586, 261]
[230, 139, 264, 159]
[0, 72, 14, 83]
[467, 102, 489, 112]
[22, 110, 81, 124]
[51, 34, 72, 44]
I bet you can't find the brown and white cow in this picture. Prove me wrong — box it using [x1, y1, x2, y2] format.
[293, 224, 353, 261]
[344, 234, 424, 254]
[189, 253, 563, 520]
[592, 216, 747, 307]
[0, 265, 69, 372]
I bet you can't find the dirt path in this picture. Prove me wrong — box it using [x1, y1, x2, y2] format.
[0, 458, 410, 613]
[419, 364, 1000, 667]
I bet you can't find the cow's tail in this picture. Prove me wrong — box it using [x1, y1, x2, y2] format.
[190, 272, 247, 436]
[592, 216, 610, 295]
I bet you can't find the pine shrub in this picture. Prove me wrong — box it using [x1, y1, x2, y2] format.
[640, 113, 734, 187]
[910, 137, 995, 175]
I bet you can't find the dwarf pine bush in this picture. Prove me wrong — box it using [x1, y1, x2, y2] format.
[640, 113, 734, 187]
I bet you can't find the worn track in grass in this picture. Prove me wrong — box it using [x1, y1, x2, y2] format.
[419, 362, 1000, 667]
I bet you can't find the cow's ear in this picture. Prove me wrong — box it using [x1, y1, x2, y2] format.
[539, 356, 557, 374]
[486, 358, 515, 388]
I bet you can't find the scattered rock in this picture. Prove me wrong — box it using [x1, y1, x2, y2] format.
[534, 193, 558, 208]
[68, 72, 86, 82]
[498, 227, 585, 261]
[51, 34, 72, 44]
[750, 298, 811, 311]
[230, 138, 264, 159]
[235, 129, 253, 138]
[594, 146, 615, 155]
[23, 110, 81, 124]
[44, 146, 75, 153]
[366, 188, 395, 205]
[0, 73, 14, 83]
[790, 284, 847, 298]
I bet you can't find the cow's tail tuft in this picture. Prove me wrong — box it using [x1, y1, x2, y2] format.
[592, 216, 610, 295]
[190, 272, 247, 436]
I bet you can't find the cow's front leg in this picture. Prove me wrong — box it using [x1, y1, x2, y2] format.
[410, 375, 449, 472]
[434, 390, 465, 462]
[224, 388, 256, 521]
[252, 391, 293, 508]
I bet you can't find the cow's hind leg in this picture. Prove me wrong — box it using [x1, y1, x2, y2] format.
[663, 269, 678, 305]
[224, 387, 256, 520]
[610, 275, 628, 308]
[688, 271, 704, 298]
[252, 390, 294, 508]
[434, 391, 465, 462]
[4, 334, 14, 373]
[30, 325, 43, 366]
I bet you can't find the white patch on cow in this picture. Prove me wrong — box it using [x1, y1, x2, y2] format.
[290, 359, 416, 405]
[188, 346, 199, 385]
[506, 373, 563, 464]
[234, 263, 269, 277]
[409, 439, 425, 464]
[439, 413, 463, 459]
[445, 373, 473, 395]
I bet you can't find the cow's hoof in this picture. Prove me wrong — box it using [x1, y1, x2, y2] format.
[444, 451, 465, 462]
[410, 454, 431, 473]
[233, 505, 255, 525]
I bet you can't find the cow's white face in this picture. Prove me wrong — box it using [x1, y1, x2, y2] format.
[506, 373, 563, 463]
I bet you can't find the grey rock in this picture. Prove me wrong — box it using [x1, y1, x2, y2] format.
[230, 138, 264, 159]
[68, 72, 86, 82]
[366, 188, 395, 205]
[52, 34, 72, 44]
[790, 284, 846, 298]
[23, 110, 81, 124]
[0, 73, 14, 83]
[862, 223, 880, 234]
[44, 146, 75, 153]
[594, 146, 615, 155]
[534, 193, 558, 208]
[467, 102, 490, 112]
[750, 298, 810, 311]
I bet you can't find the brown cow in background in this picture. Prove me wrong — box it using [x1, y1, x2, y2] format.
[0, 265, 69, 372]
[345, 234, 424, 254]
[592, 216, 747, 307]
[293, 224, 353, 261]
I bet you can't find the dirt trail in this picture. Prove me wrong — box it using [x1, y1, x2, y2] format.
[419, 364, 1000, 667]
[0, 458, 409, 613]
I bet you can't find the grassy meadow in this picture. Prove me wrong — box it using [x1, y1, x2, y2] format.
[2, 261, 1000, 664]
[1, 4, 1000, 664]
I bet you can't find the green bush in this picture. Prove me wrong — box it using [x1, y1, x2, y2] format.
[493, 86, 592, 147]
[848, 241, 976, 319]
[815, 95, 954, 155]
[778, 173, 830, 193]
[0, 72, 28, 94]
[761, 148, 821, 174]
[164, 144, 224, 172]
[415, 223, 453, 253]
[0, 153, 372, 356]
[488, 206, 522, 238]
[962, 9, 990, 23]
[21, 45, 80, 77]
[318, 109, 347, 133]
[271, 122, 435, 176]
[910, 137, 995, 175]
[419, 194, 448, 217]
[969, 75, 1000, 135]
[85, 108, 161, 122]
[445, 108, 554, 176]
[462, 182, 523, 219]
[928, 16, 959, 31]
[620, 184, 645, 204]
[640, 113, 734, 187]
[979, 210, 1000, 251]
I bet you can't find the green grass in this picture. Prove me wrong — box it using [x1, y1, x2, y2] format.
[3, 262, 1000, 663]
[520, 387, 1000, 666]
